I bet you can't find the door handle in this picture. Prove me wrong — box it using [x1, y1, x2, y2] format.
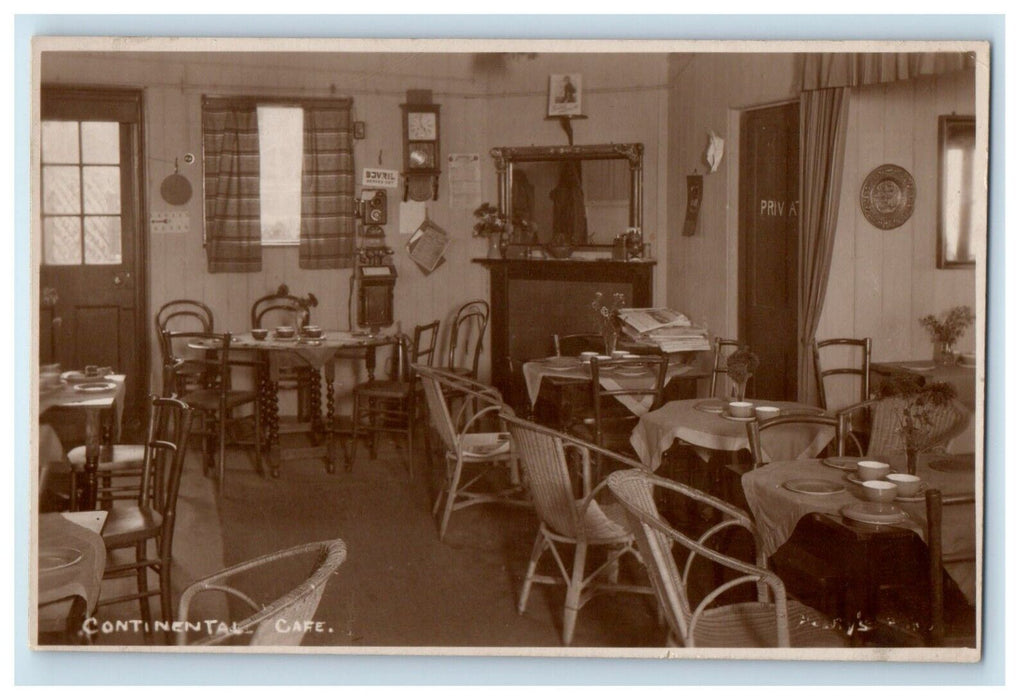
[113, 272, 131, 287]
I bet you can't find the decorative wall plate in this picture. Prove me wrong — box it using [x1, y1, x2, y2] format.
[860, 164, 916, 230]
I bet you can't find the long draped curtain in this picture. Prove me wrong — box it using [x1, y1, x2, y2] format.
[300, 101, 356, 269]
[202, 98, 262, 273]
[797, 86, 850, 406]
[800, 51, 975, 91]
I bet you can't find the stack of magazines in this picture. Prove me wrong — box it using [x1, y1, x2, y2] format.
[618, 308, 711, 353]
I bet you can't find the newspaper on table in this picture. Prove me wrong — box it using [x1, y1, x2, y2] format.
[406, 219, 450, 273]
[618, 307, 711, 353]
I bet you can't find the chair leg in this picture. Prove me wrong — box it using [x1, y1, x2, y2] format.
[437, 457, 464, 542]
[348, 394, 363, 467]
[217, 408, 227, 494]
[562, 542, 589, 646]
[136, 541, 152, 624]
[253, 401, 265, 478]
[159, 538, 172, 624]
[518, 529, 546, 614]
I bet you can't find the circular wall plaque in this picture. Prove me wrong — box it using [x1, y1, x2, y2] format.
[860, 164, 916, 230]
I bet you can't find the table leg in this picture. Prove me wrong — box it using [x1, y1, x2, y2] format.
[80, 408, 101, 511]
[324, 362, 335, 474]
[364, 345, 377, 381]
[267, 360, 281, 479]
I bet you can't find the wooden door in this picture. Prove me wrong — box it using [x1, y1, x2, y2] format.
[39, 87, 147, 420]
[739, 103, 800, 400]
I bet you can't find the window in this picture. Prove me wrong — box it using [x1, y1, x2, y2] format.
[256, 105, 304, 246]
[40, 120, 123, 265]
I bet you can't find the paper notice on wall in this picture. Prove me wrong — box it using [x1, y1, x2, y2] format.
[399, 201, 426, 235]
[447, 153, 481, 209]
[406, 219, 450, 274]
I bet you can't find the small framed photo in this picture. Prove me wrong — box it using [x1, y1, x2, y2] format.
[353, 121, 366, 140]
[548, 73, 582, 117]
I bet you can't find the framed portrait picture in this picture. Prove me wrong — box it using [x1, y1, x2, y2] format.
[548, 73, 582, 116]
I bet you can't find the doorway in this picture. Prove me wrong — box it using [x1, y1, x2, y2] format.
[739, 102, 800, 400]
[39, 86, 148, 423]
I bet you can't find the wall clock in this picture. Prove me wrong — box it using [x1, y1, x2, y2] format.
[401, 103, 441, 201]
[860, 164, 916, 230]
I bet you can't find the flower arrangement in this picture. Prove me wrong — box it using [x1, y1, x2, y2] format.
[725, 346, 760, 396]
[919, 305, 974, 346]
[472, 202, 508, 238]
[590, 292, 625, 353]
[878, 374, 958, 454]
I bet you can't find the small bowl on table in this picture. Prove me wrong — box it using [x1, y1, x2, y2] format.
[857, 460, 891, 482]
[251, 328, 269, 341]
[301, 325, 323, 338]
[886, 473, 922, 498]
[755, 406, 781, 422]
[274, 326, 296, 340]
[728, 401, 755, 419]
[579, 351, 599, 363]
[861, 480, 898, 503]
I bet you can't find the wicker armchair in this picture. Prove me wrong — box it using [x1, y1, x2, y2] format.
[837, 396, 970, 457]
[415, 365, 526, 542]
[607, 468, 848, 648]
[503, 413, 653, 646]
[176, 539, 347, 646]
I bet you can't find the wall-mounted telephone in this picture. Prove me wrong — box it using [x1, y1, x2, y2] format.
[353, 189, 397, 331]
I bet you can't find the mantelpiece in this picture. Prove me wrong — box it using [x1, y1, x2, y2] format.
[474, 258, 655, 404]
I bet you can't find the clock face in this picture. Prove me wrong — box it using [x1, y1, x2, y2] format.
[407, 112, 437, 141]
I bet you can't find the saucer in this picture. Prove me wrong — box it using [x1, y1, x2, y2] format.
[694, 399, 727, 414]
[841, 502, 908, 526]
[39, 546, 83, 572]
[721, 411, 755, 423]
[822, 456, 863, 471]
[74, 382, 116, 393]
[895, 483, 929, 502]
[783, 479, 845, 496]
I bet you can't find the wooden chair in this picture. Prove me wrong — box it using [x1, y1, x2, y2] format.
[155, 299, 214, 396]
[552, 333, 604, 357]
[503, 413, 653, 646]
[744, 413, 845, 470]
[415, 365, 525, 542]
[251, 284, 319, 421]
[607, 468, 848, 647]
[926, 489, 976, 647]
[163, 331, 264, 493]
[812, 337, 872, 411]
[445, 300, 489, 381]
[349, 320, 440, 476]
[571, 355, 668, 461]
[176, 539, 347, 646]
[95, 396, 193, 626]
[708, 337, 742, 398]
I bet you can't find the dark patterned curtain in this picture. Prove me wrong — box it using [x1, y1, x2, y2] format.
[300, 101, 356, 269]
[798, 87, 851, 405]
[202, 98, 261, 272]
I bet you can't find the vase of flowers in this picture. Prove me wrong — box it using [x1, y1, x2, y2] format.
[919, 305, 974, 366]
[590, 291, 626, 356]
[473, 202, 509, 259]
[878, 375, 957, 476]
[725, 346, 760, 400]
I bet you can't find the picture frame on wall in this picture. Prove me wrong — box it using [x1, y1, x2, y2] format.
[548, 73, 582, 117]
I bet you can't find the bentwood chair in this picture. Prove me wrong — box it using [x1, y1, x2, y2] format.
[349, 320, 440, 476]
[813, 337, 872, 452]
[504, 414, 654, 646]
[607, 469, 848, 647]
[96, 396, 193, 627]
[155, 299, 215, 396]
[415, 365, 525, 542]
[176, 539, 347, 646]
[570, 355, 668, 465]
[445, 300, 489, 381]
[744, 413, 845, 470]
[251, 284, 319, 421]
[163, 331, 264, 492]
[708, 337, 742, 398]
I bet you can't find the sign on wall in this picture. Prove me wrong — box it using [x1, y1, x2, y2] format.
[362, 168, 399, 189]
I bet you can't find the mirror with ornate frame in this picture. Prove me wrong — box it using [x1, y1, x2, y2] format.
[489, 143, 643, 248]
[937, 115, 976, 269]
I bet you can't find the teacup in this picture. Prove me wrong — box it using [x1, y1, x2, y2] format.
[40, 364, 61, 389]
[728, 401, 755, 419]
[857, 460, 891, 482]
[886, 473, 922, 497]
[755, 406, 781, 422]
[251, 328, 269, 341]
[862, 480, 898, 503]
[579, 351, 599, 362]
[611, 350, 631, 358]
[84, 365, 113, 378]
[274, 326, 296, 339]
[301, 325, 323, 338]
